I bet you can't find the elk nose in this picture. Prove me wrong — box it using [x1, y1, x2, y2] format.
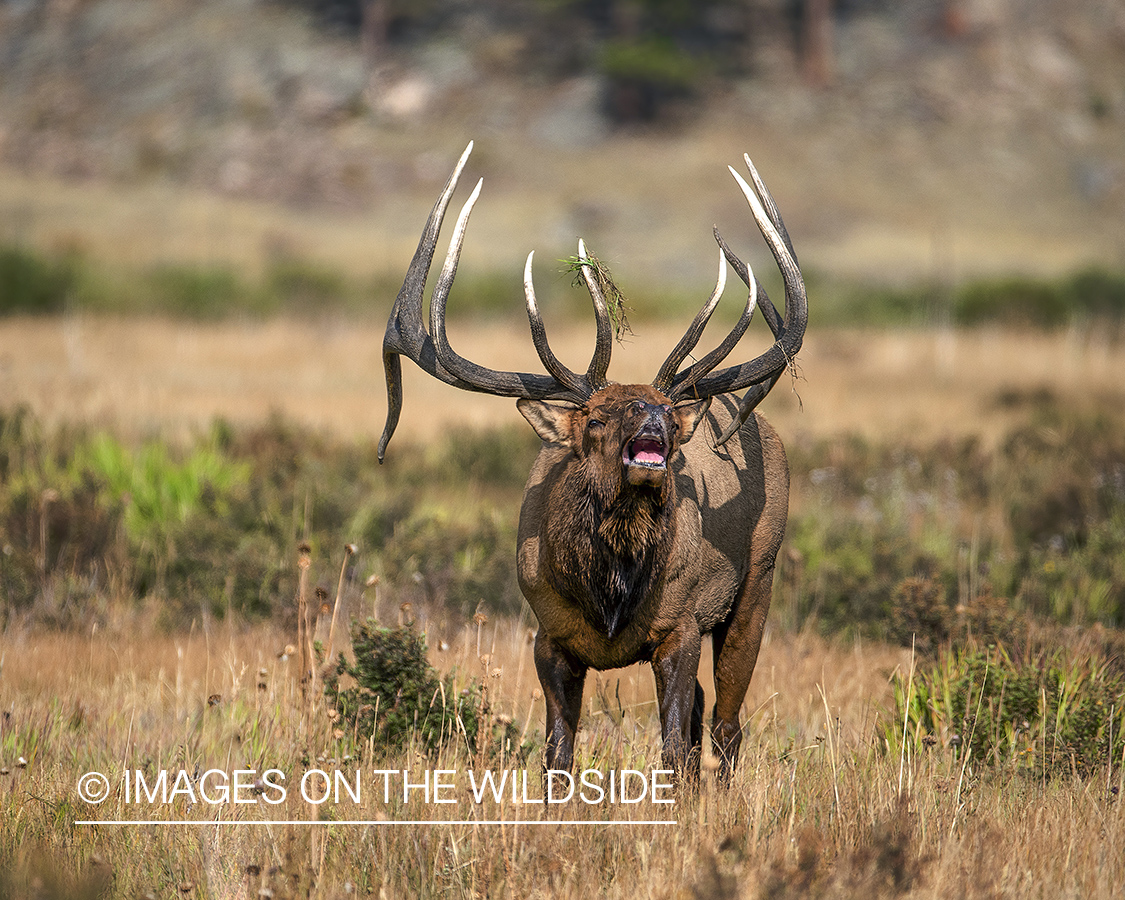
[633, 400, 671, 417]
[634, 402, 672, 433]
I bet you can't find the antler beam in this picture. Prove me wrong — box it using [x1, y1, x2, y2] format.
[379, 143, 591, 461]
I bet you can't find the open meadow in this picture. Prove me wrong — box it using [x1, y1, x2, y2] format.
[2, 313, 1125, 898]
[3, 0, 1125, 894]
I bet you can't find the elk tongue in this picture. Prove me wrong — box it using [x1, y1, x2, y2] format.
[628, 437, 666, 467]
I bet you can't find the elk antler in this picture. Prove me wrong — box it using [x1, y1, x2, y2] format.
[654, 154, 807, 446]
[379, 145, 807, 458]
[379, 143, 612, 460]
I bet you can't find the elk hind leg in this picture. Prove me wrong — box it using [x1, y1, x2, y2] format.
[711, 562, 774, 784]
[691, 680, 705, 764]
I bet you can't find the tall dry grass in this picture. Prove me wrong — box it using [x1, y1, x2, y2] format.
[3, 307, 1124, 895]
[2, 615, 1122, 898]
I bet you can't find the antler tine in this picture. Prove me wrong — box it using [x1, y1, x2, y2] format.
[524, 251, 588, 398]
[708, 224, 787, 447]
[744, 151, 798, 265]
[668, 258, 757, 399]
[428, 180, 593, 403]
[652, 247, 727, 394]
[383, 142, 475, 363]
[699, 229, 788, 448]
[576, 239, 614, 392]
[427, 175, 491, 384]
[714, 227, 783, 340]
[673, 157, 807, 403]
[713, 152, 793, 345]
[708, 372, 782, 450]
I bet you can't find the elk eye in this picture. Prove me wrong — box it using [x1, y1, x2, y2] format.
[587, 418, 603, 431]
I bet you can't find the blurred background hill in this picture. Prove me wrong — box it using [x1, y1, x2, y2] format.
[0, 0, 1123, 313]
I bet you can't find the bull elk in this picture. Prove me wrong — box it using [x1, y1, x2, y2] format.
[378, 143, 806, 782]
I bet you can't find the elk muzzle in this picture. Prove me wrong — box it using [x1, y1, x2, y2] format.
[622, 402, 674, 487]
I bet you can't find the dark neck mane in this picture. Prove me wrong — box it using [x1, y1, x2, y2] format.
[548, 476, 675, 639]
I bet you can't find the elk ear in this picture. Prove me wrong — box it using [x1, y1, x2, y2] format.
[517, 399, 578, 446]
[674, 398, 711, 445]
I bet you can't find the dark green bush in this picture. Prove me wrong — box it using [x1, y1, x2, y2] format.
[785, 511, 948, 639]
[601, 37, 701, 91]
[4, 237, 1125, 331]
[892, 643, 1125, 777]
[325, 622, 530, 761]
[953, 277, 1068, 327]
[428, 424, 541, 490]
[1064, 267, 1125, 320]
[783, 407, 1125, 639]
[1013, 511, 1125, 627]
[951, 267, 1125, 328]
[146, 263, 248, 318]
[0, 245, 76, 314]
[263, 260, 351, 315]
[326, 623, 452, 755]
[0, 407, 530, 628]
[783, 434, 986, 638]
[999, 412, 1125, 550]
[377, 511, 522, 618]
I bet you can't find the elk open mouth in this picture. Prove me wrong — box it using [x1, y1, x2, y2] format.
[624, 432, 668, 469]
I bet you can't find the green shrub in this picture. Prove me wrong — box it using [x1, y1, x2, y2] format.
[263, 259, 351, 315]
[1064, 267, 1125, 320]
[325, 623, 530, 761]
[428, 424, 540, 490]
[77, 434, 250, 546]
[1013, 510, 1125, 627]
[782, 435, 984, 638]
[0, 417, 287, 623]
[0, 407, 535, 627]
[326, 623, 451, 755]
[998, 412, 1125, 551]
[601, 37, 701, 92]
[785, 512, 948, 638]
[376, 510, 522, 618]
[951, 267, 1125, 327]
[954, 277, 1068, 327]
[782, 409, 1125, 638]
[0, 245, 76, 314]
[146, 263, 249, 318]
[891, 643, 1125, 777]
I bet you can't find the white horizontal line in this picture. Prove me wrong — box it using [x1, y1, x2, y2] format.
[75, 819, 677, 827]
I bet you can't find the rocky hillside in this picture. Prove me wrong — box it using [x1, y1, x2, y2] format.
[0, 0, 1122, 289]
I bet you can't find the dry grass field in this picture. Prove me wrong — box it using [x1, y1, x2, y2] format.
[3, 614, 1122, 899]
[2, 313, 1125, 898]
[4, 314, 1125, 448]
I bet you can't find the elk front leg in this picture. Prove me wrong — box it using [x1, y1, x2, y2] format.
[651, 624, 703, 780]
[534, 633, 587, 772]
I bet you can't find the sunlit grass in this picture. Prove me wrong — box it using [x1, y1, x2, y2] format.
[1, 622, 1122, 897]
[1, 313, 1124, 894]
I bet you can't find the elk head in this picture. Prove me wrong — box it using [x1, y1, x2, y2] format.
[516, 385, 710, 492]
[377, 141, 807, 461]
